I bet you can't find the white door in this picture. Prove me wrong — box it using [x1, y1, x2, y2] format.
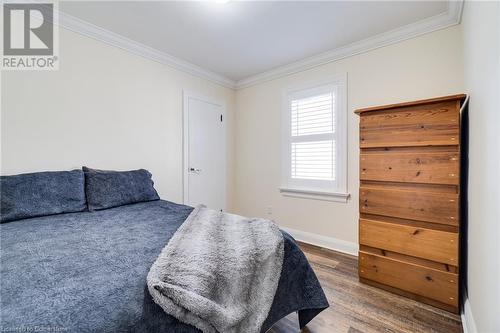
[183, 92, 226, 211]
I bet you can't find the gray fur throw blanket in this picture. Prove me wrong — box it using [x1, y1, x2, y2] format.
[147, 205, 285, 333]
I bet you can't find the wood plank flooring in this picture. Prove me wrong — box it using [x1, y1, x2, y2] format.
[268, 243, 463, 333]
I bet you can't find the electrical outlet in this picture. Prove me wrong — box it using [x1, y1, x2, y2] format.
[266, 206, 272, 215]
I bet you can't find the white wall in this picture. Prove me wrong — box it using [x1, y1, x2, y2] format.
[1, 27, 236, 208]
[233, 26, 464, 248]
[461, 1, 500, 332]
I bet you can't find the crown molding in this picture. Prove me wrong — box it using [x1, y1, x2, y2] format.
[53, 1, 463, 91]
[235, 0, 464, 89]
[54, 10, 237, 89]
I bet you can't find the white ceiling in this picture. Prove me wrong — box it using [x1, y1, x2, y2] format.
[60, 1, 452, 85]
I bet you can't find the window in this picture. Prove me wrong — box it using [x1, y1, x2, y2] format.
[281, 74, 348, 202]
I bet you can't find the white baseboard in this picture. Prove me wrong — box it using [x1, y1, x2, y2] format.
[280, 226, 358, 256]
[461, 296, 478, 333]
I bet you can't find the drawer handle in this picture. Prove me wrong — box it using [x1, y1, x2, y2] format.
[425, 276, 433, 282]
[412, 229, 420, 235]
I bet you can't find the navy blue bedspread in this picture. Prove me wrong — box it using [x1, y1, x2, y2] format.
[0, 200, 328, 333]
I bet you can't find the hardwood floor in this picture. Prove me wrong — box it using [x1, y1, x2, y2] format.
[269, 243, 463, 333]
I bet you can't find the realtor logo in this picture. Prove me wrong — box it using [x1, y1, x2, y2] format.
[2, 2, 59, 70]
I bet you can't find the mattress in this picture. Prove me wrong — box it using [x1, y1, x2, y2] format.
[0, 200, 328, 333]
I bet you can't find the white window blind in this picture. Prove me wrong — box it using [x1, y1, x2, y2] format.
[291, 93, 335, 181]
[281, 75, 348, 201]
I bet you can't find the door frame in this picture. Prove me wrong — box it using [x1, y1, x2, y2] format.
[182, 90, 227, 210]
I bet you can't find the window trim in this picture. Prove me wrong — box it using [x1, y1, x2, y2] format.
[281, 73, 349, 202]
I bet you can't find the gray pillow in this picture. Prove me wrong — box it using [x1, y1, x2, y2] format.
[0, 170, 87, 223]
[83, 167, 160, 211]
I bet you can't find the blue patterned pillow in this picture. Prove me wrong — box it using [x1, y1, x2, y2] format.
[0, 170, 87, 223]
[83, 167, 160, 211]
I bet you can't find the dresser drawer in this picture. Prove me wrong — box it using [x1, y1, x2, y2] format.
[359, 219, 458, 265]
[360, 151, 459, 185]
[359, 101, 459, 148]
[359, 251, 458, 307]
[360, 187, 458, 226]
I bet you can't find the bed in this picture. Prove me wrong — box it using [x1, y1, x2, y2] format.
[0, 169, 328, 333]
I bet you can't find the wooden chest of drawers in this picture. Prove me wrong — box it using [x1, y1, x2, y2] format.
[355, 94, 466, 313]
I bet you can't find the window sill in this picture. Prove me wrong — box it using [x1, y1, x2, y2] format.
[279, 187, 350, 203]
